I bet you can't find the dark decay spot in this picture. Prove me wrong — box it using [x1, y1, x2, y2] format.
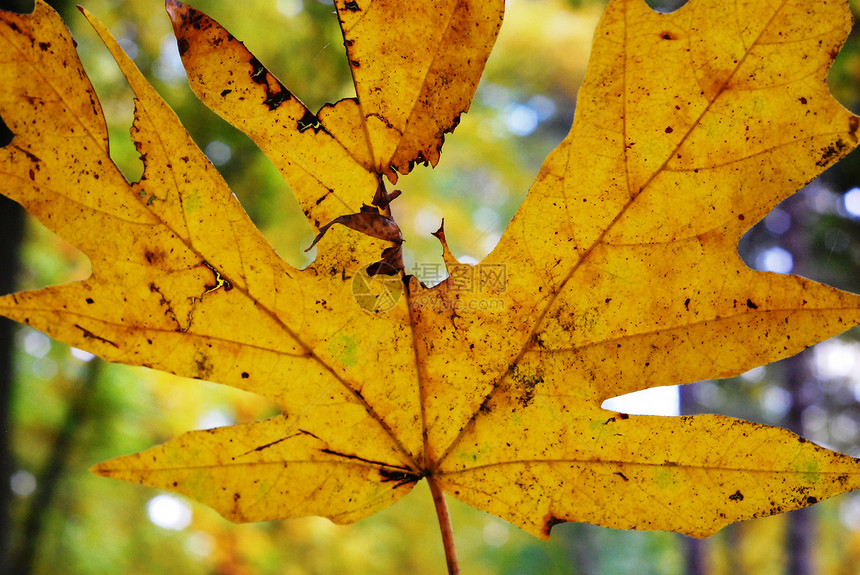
[251, 58, 267, 82]
[798, 96, 808, 105]
[379, 468, 422, 488]
[315, 189, 333, 205]
[297, 109, 324, 133]
[14, 145, 40, 164]
[729, 490, 744, 501]
[684, 297, 691, 310]
[263, 89, 290, 111]
[38, 41, 50, 51]
[542, 515, 566, 537]
[806, 496, 818, 505]
[344, 0, 360, 10]
[849, 116, 859, 142]
[233, 492, 241, 502]
[201, 260, 233, 294]
[220, 89, 232, 97]
[817, 138, 849, 167]
[177, 38, 189, 57]
[28, 169, 35, 181]
[249, 57, 292, 110]
[614, 472, 629, 481]
[74, 324, 118, 348]
[86, 297, 94, 304]
[172, 481, 178, 487]
[194, 351, 214, 379]
[320, 448, 418, 488]
[737, 213, 745, 221]
[241, 372, 249, 379]
[509, 365, 543, 408]
[746, 299, 758, 309]
[665, 126, 673, 133]
[449, 114, 462, 133]
[660, 31, 677, 40]
[605, 412, 629, 424]
[350, 59, 360, 68]
[518, 375, 541, 408]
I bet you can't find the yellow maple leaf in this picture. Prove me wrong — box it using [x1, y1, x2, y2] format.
[1, 1, 859, 571]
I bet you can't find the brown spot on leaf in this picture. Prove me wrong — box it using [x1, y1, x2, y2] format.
[193, 351, 214, 379]
[379, 468, 422, 488]
[297, 109, 324, 133]
[74, 324, 118, 348]
[817, 138, 849, 167]
[542, 515, 566, 537]
[509, 366, 543, 409]
[249, 57, 292, 110]
[201, 261, 233, 294]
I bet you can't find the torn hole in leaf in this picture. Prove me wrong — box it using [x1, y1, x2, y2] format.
[601, 385, 680, 416]
[641, 0, 689, 13]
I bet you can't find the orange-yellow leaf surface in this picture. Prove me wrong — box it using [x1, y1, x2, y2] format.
[1, 0, 860, 540]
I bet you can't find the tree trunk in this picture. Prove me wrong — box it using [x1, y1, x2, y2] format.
[0, 117, 26, 575]
[679, 384, 707, 575]
[0, 6, 75, 572]
[784, 352, 815, 575]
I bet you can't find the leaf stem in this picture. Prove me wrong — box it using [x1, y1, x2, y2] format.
[427, 475, 459, 575]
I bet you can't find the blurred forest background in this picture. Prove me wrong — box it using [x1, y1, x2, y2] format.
[1, 0, 860, 573]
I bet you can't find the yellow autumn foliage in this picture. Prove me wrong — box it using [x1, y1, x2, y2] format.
[0, 0, 859, 545]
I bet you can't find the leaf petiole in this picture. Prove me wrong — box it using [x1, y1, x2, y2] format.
[427, 475, 459, 575]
